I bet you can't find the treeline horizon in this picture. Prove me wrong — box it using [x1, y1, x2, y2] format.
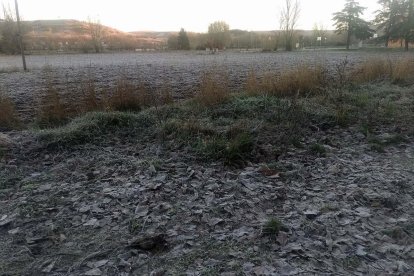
[1, 0, 414, 54]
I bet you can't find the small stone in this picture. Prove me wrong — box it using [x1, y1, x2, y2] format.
[356, 245, 367, 257]
[37, 184, 52, 192]
[355, 207, 371, 218]
[304, 209, 320, 219]
[83, 218, 98, 227]
[8, 227, 20, 235]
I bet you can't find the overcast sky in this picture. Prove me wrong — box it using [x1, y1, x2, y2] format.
[2, 0, 380, 32]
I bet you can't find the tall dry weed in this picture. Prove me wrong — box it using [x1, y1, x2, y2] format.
[391, 59, 414, 84]
[37, 80, 68, 126]
[105, 77, 141, 112]
[0, 93, 20, 130]
[259, 65, 327, 97]
[351, 58, 414, 84]
[351, 59, 392, 83]
[196, 70, 230, 106]
[245, 70, 261, 96]
[80, 76, 102, 112]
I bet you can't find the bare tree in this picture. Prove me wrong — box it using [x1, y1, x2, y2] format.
[87, 17, 104, 53]
[0, 3, 19, 54]
[208, 21, 230, 50]
[313, 22, 328, 46]
[279, 0, 301, 51]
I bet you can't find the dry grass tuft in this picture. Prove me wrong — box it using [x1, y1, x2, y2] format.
[351, 59, 392, 83]
[351, 58, 414, 84]
[105, 77, 142, 112]
[245, 70, 261, 96]
[37, 81, 69, 127]
[158, 80, 174, 106]
[80, 77, 102, 112]
[259, 65, 327, 97]
[391, 59, 414, 84]
[196, 70, 230, 106]
[276, 65, 327, 96]
[0, 93, 20, 130]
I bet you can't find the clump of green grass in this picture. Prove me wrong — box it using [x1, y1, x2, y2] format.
[262, 218, 283, 236]
[195, 132, 254, 164]
[160, 119, 216, 140]
[128, 218, 141, 234]
[368, 133, 408, 152]
[38, 111, 155, 147]
[309, 143, 327, 156]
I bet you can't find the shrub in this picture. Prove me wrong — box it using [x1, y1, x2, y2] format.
[196, 70, 230, 106]
[0, 93, 20, 130]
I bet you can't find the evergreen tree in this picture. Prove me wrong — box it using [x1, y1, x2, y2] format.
[177, 28, 190, 50]
[402, 0, 414, 50]
[0, 5, 20, 54]
[374, 0, 406, 47]
[333, 0, 374, 50]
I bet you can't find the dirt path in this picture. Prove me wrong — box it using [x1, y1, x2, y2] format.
[1, 126, 413, 275]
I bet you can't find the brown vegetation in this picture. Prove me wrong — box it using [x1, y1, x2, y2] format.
[195, 71, 230, 106]
[0, 93, 20, 130]
[3, 57, 414, 130]
[37, 81, 69, 127]
[246, 65, 327, 97]
[351, 58, 414, 84]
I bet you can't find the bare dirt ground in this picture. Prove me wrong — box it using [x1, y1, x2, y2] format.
[1, 125, 413, 275]
[2, 50, 414, 120]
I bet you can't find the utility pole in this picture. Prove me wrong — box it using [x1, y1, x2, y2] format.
[15, 0, 27, 71]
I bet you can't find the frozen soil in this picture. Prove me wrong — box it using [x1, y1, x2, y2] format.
[2, 50, 414, 121]
[1, 122, 413, 275]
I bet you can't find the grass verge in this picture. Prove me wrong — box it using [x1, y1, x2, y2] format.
[38, 112, 155, 148]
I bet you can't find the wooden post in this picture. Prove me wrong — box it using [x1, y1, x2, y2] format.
[15, 0, 27, 71]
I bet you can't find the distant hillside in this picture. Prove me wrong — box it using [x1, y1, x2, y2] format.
[18, 19, 167, 52]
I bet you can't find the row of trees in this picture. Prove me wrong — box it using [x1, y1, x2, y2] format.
[332, 0, 414, 50]
[168, 22, 230, 50]
[169, 0, 414, 52]
[2, 1, 414, 53]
